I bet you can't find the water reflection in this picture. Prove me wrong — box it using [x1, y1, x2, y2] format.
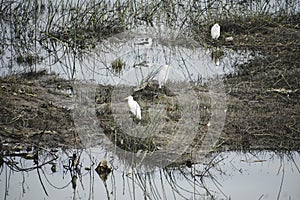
[1, 0, 298, 78]
[1, 0, 299, 199]
[1, 147, 299, 199]
[0, 0, 257, 81]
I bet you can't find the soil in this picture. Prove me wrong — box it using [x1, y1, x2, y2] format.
[0, 71, 77, 149]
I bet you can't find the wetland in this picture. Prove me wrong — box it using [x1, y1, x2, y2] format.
[0, 0, 300, 199]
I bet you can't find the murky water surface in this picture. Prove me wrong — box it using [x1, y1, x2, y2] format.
[1, 149, 299, 199]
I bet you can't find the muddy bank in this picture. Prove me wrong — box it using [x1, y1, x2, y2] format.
[0, 67, 299, 155]
[0, 71, 77, 148]
[220, 79, 300, 151]
[218, 15, 300, 151]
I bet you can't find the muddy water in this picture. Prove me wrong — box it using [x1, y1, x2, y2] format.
[0, 149, 299, 199]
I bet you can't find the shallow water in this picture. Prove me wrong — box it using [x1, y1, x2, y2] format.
[1, 28, 246, 84]
[1, 149, 299, 199]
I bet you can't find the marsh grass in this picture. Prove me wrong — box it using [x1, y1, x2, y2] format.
[111, 57, 125, 74]
[1, 0, 299, 76]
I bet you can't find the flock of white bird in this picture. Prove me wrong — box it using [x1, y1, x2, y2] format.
[125, 23, 221, 120]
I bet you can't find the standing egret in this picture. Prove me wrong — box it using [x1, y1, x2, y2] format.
[125, 96, 142, 120]
[158, 65, 172, 89]
[211, 23, 221, 40]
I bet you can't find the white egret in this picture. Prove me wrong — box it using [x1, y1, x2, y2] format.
[211, 23, 221, 40]
[125, 96, 142, 120]
[158, 65, 172, 88]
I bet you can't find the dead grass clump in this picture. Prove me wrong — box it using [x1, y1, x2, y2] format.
[216, 13, 300, 151]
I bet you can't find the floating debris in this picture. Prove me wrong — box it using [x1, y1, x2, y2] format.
[72, 175, 77, 190]
[95, 160, 112, 182]
[225, 36, 234, 42]
[51, 163, 57, 172]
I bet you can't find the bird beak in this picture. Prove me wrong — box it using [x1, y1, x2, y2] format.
[124, 97, 129, 100]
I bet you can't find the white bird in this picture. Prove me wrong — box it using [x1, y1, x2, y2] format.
[158, 65, 172, 88]
[211, 23, 221, 40]
[125, 96, 141, 120]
